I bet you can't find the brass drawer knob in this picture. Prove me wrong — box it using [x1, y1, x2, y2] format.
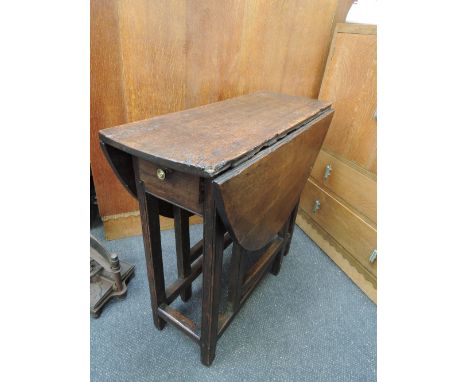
[312, 200, 321, 214]
[323, 163, 332, 180]
[156, 168, 166, 180]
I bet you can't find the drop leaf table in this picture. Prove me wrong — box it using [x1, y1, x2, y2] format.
[99, 92, 333, 365]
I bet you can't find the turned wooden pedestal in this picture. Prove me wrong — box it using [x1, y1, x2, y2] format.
[99, 92, 333, 365]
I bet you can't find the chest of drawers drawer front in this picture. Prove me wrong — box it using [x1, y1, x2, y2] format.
[311, 150, 376, 224]
[138, 159, 203, 215]
[300, 178, 376, 276]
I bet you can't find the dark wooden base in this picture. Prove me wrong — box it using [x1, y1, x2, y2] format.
[135, 174, 299, 366]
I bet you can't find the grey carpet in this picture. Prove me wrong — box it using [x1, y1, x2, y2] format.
[90, 224, 376, 382]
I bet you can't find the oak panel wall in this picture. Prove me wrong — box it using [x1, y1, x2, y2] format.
[91, 0, 353, 239]
[320, 29, 377, 173]
[91, 0, 137, 218]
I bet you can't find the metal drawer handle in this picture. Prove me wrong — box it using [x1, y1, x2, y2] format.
[369, 249, 377, 263]
[323, 164, 332, 180]
[312, 200, 321, 214]
[156, 168, 167, 181]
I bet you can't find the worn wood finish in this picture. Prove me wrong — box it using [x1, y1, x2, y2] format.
[227, 243, 247, 313]
[320, 24, 377, 173]
[134, 172, 167, 330]
[213, 111, 333, 251]
[218, 205, 301, 340]
[218, 236, 285, 340]
[311, 149, 377, 224]
[301, 179, 377, 277]
[189, 233, 233, 264]
[101, 142, 177, 219]
[91, 0, 352, 238]
[165, 233, 233, 305]
[166, 255, 203, 306]
[100, 92, 331, 177]
[282, 202, 300, 257]
[174, 206, 192, 302]
[139, 159, 202, 215]
[158, 305, 200, 343]
[271, 221, 289, 275]
[200, 181, 225, 366]
[241, 238, 284, 296]
[271, 202, 299, 274]
[102, 93, 332, 365]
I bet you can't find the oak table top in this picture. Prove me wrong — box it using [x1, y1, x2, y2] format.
[100, 92, 332, 177]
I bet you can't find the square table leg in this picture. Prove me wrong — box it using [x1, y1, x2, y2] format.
[270, 221, 289, 276]
[227, 242, 246, 313]
[136, 179, 167, 330]
[271, 201, 300, 275]
[174, 206, 192, 302]
[200, 181, 225, 366]
[282, 202, 299, 257]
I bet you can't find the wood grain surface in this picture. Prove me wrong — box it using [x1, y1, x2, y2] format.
[90, 0, 353, 237]
[100, 92, 331, 177]
[300, 178, 377, 277]
[311, 149, 377, 224]
[320, 24, 377, 173]
[214, 111, 333, 251]
[298, 22, 378, 299]
[138, 159, 203, 215]
[296, 210, 376, 302]
[90, 0, 138, 218]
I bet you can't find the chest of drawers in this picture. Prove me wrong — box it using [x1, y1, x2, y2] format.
[297, 23, 377, 302]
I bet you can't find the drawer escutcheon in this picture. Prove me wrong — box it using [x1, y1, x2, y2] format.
[156, 168, 166, 180]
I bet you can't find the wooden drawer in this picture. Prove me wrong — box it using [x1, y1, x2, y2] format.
[311, 150, 376, 224]
[300, 178, 377, 276]
[138, 159, 203, 215]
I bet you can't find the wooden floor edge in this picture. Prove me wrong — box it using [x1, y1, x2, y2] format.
[102, 212, 203, 241]
[296, 211, 377, 304]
